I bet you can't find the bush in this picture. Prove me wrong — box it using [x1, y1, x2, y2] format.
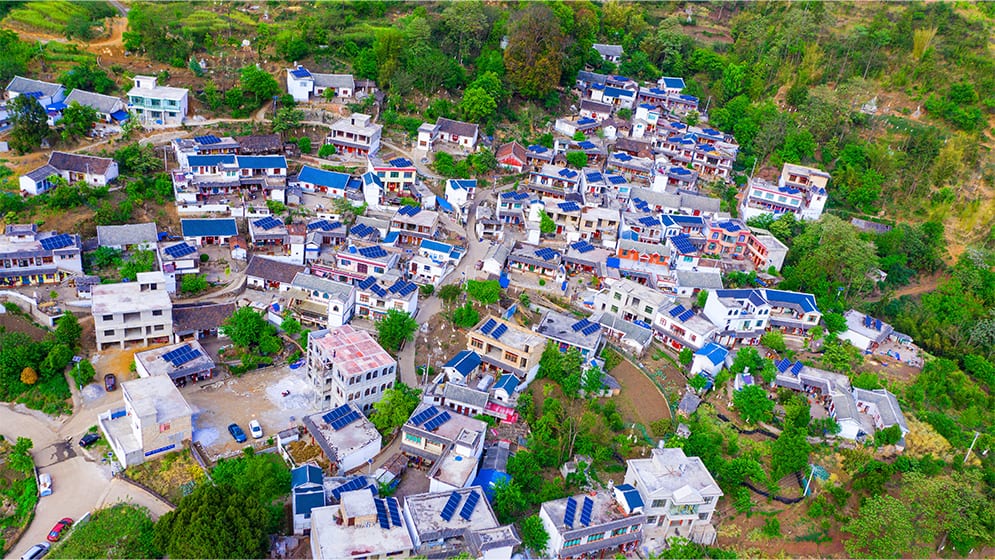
[199, 253, 209, 263]
[452, 304, 480, 329]
[71, 360, 96, 388]
[297, 137, 311, 154]
[318, 144, 335, 157]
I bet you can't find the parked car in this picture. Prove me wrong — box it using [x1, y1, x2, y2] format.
[47, 518, 72, 542]
[79, 433, 99, 448]
[20, 543, 49, 560]
[227, 423, 247, 443]
[104, 373, 117, 392]
[248, 420, 263, 439]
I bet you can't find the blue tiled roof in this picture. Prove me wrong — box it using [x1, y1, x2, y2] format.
[615, 483, 645, 510]
[188, 154, 236, 167]
[764, 289, 819, 313]
[293, 486, 326, 517]
[181, 218, 237, 238]
[361, 171, 383, 188]
[606, 257, 620, 269]
[662, 77, 686, 89]
[602, 86, 633, 99]
[298, 165, 349, 189]
[238, 155, 287, 169]
[291, 464, 323, 487]
[448, 179, 477, 191]
[436, 196, 454, 212]
[420, 239, 453, 255]
[670, 233, 696, 254]
[444, 350, 482, 376]
[494, 374, 519, 394]
[695, 342, 728, 366]
[577, 117, 597, 126]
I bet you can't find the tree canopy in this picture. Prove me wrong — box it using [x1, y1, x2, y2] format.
[375, 309, 419, 352]
[153, 484, 270, 559]
[370, 382, 421, 434]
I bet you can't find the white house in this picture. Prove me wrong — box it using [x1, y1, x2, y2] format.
[286, 66, 356, 102]
[691, 342, 728, 377]
[20, 151, 119, 196]
[444, 179, 477, 209]
[592, 43, 624, 63]
[127, 75, 188, 125]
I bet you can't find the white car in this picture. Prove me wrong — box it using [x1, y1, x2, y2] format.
[21, 543, 50, 560]
[248, 420, 263, 439]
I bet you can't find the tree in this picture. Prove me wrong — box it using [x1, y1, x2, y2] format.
[59, 63, 115, 94]
[120, 249, 156, 281]
[239, 65, 280, 108]
[873, 425, 902, 446]
[504, 4, 564, 100]
[760, 330, 787, 353]
[212, 451, 291, 508]
[441, 1, 487, 64]
[459, 86, 497, 124]
[153, 484, 270, 559]
[54, 313, 82, 349]
[770, 427, 810, 479]
[452, 304, 480, 329]
[318, 144, 335, 158]
[466, 279, 500, 306]
[222, 307, 276, 349]
[581, 366, 603, 395]
[71, 359, 96, 388]
[823, 312, 848, 333]
[733, 385, 774, 424]
[272, 106, 304, 136]
[370, 383, 421, 434]
[491, 479, 527, 523]
[114, 143, 161, 176]
[59, 101, 98, 141]
[180, 274, 208, 294]
[520, 514, 549, 555]
[8, 94, 48, 154]
[438, 284, 463, 307]
[20, 366, 38, 385]
[297, 137, 311, 154]
[281, 315, 302, 337]
[565, 151, 588, 169]
[572, 130, 586, 142]
[539, 210, 555, 235]
[843, 494, 915, 559]
[695, 289, 709, 309]
[678, 347, 693, 366]
[375, 309, 418, 352]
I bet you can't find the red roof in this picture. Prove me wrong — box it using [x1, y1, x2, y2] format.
[496, 141, 527, 164]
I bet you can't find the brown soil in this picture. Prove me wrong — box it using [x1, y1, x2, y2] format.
[609, 358, 672, 428]
[866, 271, 943, 302]
[0, 310, 47, 341]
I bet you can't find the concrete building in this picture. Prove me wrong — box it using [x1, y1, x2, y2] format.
[840, 309, 910, 352]
[467, 316, 545, 378]
[98, 376, 193, 468]
[400, 402, 487, 463]
[702, 289, 771, 347]
[127, 75, 188, 125]
[291, 464, 326, 535]
[302, 404, 383, 475]
[534, 310, 605, 359]
[288, 273, 355, 328]
[96, 223, 158, 251]
[310, 490, 414, 559]
[92, 272, 173, 350]
[286, 66, 356, 102]
[403, 487, 519, 559]
[133, 340, 216, 386]
[539, 490, 645, 559]
[593, 278, 669, 329]
[389, 206, 439, 245]
[6, 76, 65, 109]
[624, 446, 723, 548]
[327, 113, 381, 156]
[0, 224, 82, 287]
[307, 325, 397, 412]
[355, 274, 419, 320]
[20, 151, 119, 195]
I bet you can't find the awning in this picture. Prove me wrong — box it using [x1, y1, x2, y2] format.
[46, 102, 67, 112]
[111, 110, 130, 121]
[436, 197, 454, 212]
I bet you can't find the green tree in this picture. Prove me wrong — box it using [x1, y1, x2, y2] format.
[272, 106, 304, 136]
[843, 494, 915, 559]
[54, 312, 82, 349]
[733, 385, 774, 424]
[280, 315, 302, 337]
[59, 63, 115, 94]
[297, 137, 311, 154]
[180, 274, 208, 294]
[120, 249, 156, 281]
[581, 366, 603, 395]
[466, 279, 500, 306]
[452, 304, 480, 329]
[539, 210, 555, 235]
[873, 425, 902, 446]
[770, 427, 810, 479]
[211, 451, 291, 508]
[441, 0, 487, 64]
[572, 130, 586, 142]
[8, 94, 48, 154]
[375, 309, 418, 352]
[113, 143, 161, 176]
[239, 64, 280, 108]
[71, 359, 96, 388]
[59, 101, 99, 141]
[504, 3, 564, 100]
[370, 383, 421, 434]
[678, 347, 693, 367]
[459, 86, 497, 124]
[222, 307, 275, 349]
[318, 144, 336, 158]
[49, 503, 160, 559]
[760, 330, 787, 353]
[90, 246, 121, 271]
[491, 479, 527, 523]
[520, 514, 549, 555]
[695, 289, 709, 309]
[565, 151, 587, 169]
[438, 284, 463, 307]
[153, 484, 270, 559]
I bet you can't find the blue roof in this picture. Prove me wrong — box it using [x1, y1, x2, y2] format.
[606, 257, 620, 269]
[695, 342, 728, 366]
[291, 464, 324, 487]
[298, 165, 350, 189]
[382, 231, 399, 244]
[238, 155, 287, 169]
[670, 233, 696, 255]
[361, 171, 383, 188]
[420, 239, 454, 255]
[436, 196, 454, 212]
[615, 483, 645, 510]
[764, 289, 819, 313]
[578, 140, 596, 150]
[527, 145, 548, 153]
[46, 101, 67, 111]
[188, 154, 236, 167]
[638, 103, 656, 109]
[448, 179, 477, 191]
[110, 109, 130, 121]
[444, 351, 482, 376]
[602, 86, 633, 99]
[494, 374, 519, 394]
[577, 117, 597, 126]
[662, 77, 686, 89]
[472, 469, 511, 501]
[290, 66, 312, 78]
[293, 486, 326, 517]
[181, 218, 238, 238]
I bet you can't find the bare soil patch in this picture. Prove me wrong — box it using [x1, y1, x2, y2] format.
[610, 359, 672, 428]
[0, 311, 48, 341]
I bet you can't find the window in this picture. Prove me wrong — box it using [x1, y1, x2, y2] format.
[152, 310, 163, 316]
[159, 422, 171, 432]
[587, 532, 605, 543]
[651, 499, 667, 508]
[644, 306, 653, 314]
[154, 325, 164, 331]
[404, 433, 422, 444]
[102, 314, 114, 321]
[611, 527, 627, 537]
[613, 292, 622, 301]
[104, 330, 115, 336]
[629, 524, 640, 533]
[564, 538, 582, 548]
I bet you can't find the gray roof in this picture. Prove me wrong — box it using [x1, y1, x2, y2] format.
[590, 311, 653, 347]
[843, 309, 893, 344]
[96, 223, 158, 248]
[292, 272, 353, 300]
[593, 43, 624, 57]
[443, 383, 490, 409]
[535, 309, 603, 351]
[6, 76, 63, 97]
[25, 164, 60, 182]
[312, 73, 355, 90]
[577, 71, 608, 85]
[65, 89, 124, 114]
[244, 255, 305, 285]
[436, 117, 479, 139]
[678, 391, 702, 414]
[580, 99, 612, 113]
[675, 269, 724, 290]
[853, 388, 908, 433]
[630, 186, 722, 214]
[48, 151, 115, 175]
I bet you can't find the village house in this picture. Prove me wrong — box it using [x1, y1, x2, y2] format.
[840, 310, 911, 352]
[702, 289, 771, 347]
[624, 445, 723, 549]
[389, 205, 439, 245]
[535, 310, 605, 359]
[92, 271, 173, 350]
[606, 151, 655, 182]
[507, 242, 562, 278]
[403, 487, 519, 558]
[133, 340, 216, 386]
[180, 218, 239, 246]
[62, 89, 128, 123]
[323, 244, 399, 283]
[592, 43, 624, 63]
[497, 190, 530, 224]
[245, 255, 305, 291]
[0, 225, 85, 287]
[629, 187, 722, 218]
[525, 144, 558, 171]
[286, 66, 355, 102]
[327, 113, 381, 156]
[354, 274, 419, 320]
[291, 464, 325, 536]
[561, 239, 613, 277]
[691, 342, 729, 377]
[582, 169, 630, 201]
[287, 273, 356, 328]
[539, 490, 644, 560]
[526, 164, 581, 200]
[171, 301, 234, 343]
[249, 215, 289, 253]
[307, 325, 396, 412]
[295, 165, 353, 197]
[172, 134, 240, 168]
[467, 315, 545, 379]
[591, 85, 636, 110]
[157, 240, 200, 293]
[302, 404, 383, 475]
[409, 239, 464, 286]
[764, 289, 822, 334]
[654, 301, 719, 353]
[20, 151, 119, 195]
[593, 278, 669, 329]
[309, 490, 413, 559]
[98, 375, 192, 469]
[554, 116, 601, 138]
[495, 141, 527, 172]
[368, 156, 418, 199]
[127, 75, 188, 125]
[6, 76, 65, 110]
[95, 223, 158, 252]
[590, 311, 655, 356]
[853, 388, 910, 440]
[401, 402, 488, 463]
[441, 350, 482, 384]
[580, 99, 613, 121]
[576, 70, 609, 90]
[659, 128, 738, 182]
[418, 117, 480, 152]
[444, 179, 477, 210]
[235, 133, 284, 155]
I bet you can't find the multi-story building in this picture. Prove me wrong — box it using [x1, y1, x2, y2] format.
[702, 289, 771, 347]
[417, 117, 480, 152]
[98, 375, 192, 468]
[629, 186, 721, 218]
[497, 191, 530, 224]
[526, 164, 581, 200]
[534, 310, 604, 359]
[659, 128, 738, 182]
[606, 152, 654, 182]
[403, 487, 519, 558]
[0, 225, 82, 287]
[444, 179, 477, 209]
[92, 271, 173, 350]
[592, 278, 669, 328]
[355, 274, 418, 320]
[653, 301, 719, 352]
[327, 244, 399, 282]
[624, 446, 723, 547]
[309, 490, 413, 559]
[764, 289, 822, 334]
[539, 490, 644, 559]
[745, 227, 789, 272]
[740, 163, 830, 222]
[400, 402, 488, 462]
[467, 316, 545, 378]
[20, 151, 119, 195]
[172, 154, 288, 211]
[389, 206, 439, 245]
[368, 156, 418, 199]
[578, 206, 621, 246]
[172, 134, 239, 168]
[288, 273, 355, 328]
[127, 75, 188, 125]
[326, 113, 381, 156]
[780, 163, 830, 220]
[307, 325, 397, 412]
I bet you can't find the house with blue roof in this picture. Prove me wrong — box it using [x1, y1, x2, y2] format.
[658, 76, 686, 93]
[442, 350, 482, 383]
[296, 165, 351, 196]
[691, 342, 729, 377]
[526, 164, 581, 200]
[702, 289, 771, 346]
[525, 143, 559, 171]
[763, 289, 822, 334]
[594, 85, 636, 109]
[355, 272, 419, 319]
[285, 65, 355, 102]
[492, 374, 520, 403]
[444, 178, 477, 209]
[368, 155, 417, 198]
[180, 218, 238, 245]
[333, 243, 399, 281]
[291, 464, 327, 535]
[743, 163, 830, 222]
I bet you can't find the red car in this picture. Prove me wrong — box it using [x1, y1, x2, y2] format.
[47, 518, 73, 542]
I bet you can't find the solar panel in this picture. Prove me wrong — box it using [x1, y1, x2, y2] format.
[535, 247, 558, 261]
[309, 220, 342, 232]
[491, 324, 508, 340]
[423, 411, 452, 432]
[480, 319, 497, 335]
[564, 497, 577, 528]
[164, 243, 196, 258]
[396, 282, 417, 297]
[572, 318, 591, 332]
[409, 406, 439, 426]
[678, 309, 695, 322]
[358, 246, 388, 259]
[558, 202, 580, 212]
[40, 234, 74, 250]
[668, 305, 687, 318]
[440, 491, 462, 521]
[387, 497, 402, 526]
[791, 361, 804, 375]
[580, 496, 594, 526]
[331, 477, 367, 500]
[253, 216, 282, 230]
[776, 358, 791, 373]
[581, 323, 601, 336]
[331, 410, 362, 430]
[389, 158, 412, 167]
[351, 224, 373, 237]
[458, 491, 480, 520]
[195, 135, 221, 145]
[370, 285, 387, 297]
[375, 498, 390, 528]
[170, 348, 201, 367]
[357, 276, 377, 290]
[322, 404, 353, 424]
[572, 241, 595, 253]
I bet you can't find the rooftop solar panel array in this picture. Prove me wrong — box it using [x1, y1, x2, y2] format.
[558, 201, 581, 212]
[581, 323, 600, 336]
[423, 411, 452, 432]
[490, 324, 508, 340]
[253, 216, 283, 230]
[387, 497, 402, 526]
[678, 309, 695, 322]
[375, 498, 390, 529]
[358, 245, 388, 259]
[608, 174, 628, 185]
[572, 318, 592, 332]
[331, 410, 362, 430]
[164, 242, 196, 258]
[350, 223, 374, 238]
[459, 491, 480, 520]
[161, 344, 201, 367]
[775, 358, 792, 373]
[571, 240, 595, 253]
[668, 304, 687, 318]
[369, 284, 387, 297]
[388, 280, 417, 296]
[195, 135, 221, 145]
[389, 157, 413, 167]
[322, 404, 353, 424]
[397, 205, 422, 216]
[409, 406, 439, 426]
[39, 234, 74, 250]
[480, 318, 497, 335]
[790, 361, 804, 375]
[535, 247, 558, 261]
[564, 497, 577, 528]
[356, 276, 377, 290]
[440, 491, 462, 521]
[308, 220, 342, 232]
[330, 477, 373, 501]
[580, 496, 594, 526]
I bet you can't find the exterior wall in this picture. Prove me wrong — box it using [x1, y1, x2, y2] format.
[94, 306, 173, 350]
[307, 340, 397, 413]
[339, 435, 382, 474]
[839, 330, 873, 352]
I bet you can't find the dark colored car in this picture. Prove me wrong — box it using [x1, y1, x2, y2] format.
[104, 373, 117, 392]
[227, 423, 247, 443]
[79, 433, 99, 448]
[47, 518, 73, 542]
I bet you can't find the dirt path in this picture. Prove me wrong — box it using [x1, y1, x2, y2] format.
[610, 358, 672, 429]
[867, 272, 943, 302]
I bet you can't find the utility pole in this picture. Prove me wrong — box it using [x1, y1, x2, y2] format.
[963, 431, 981, 464]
